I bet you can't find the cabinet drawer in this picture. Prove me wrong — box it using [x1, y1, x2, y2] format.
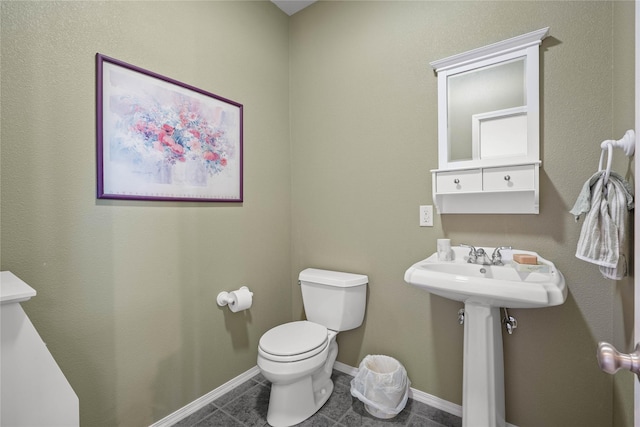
[436, 169, 482, 193]
[483, 165, 535, 191]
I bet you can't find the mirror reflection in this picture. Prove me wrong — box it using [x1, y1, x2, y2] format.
[447, 58, 526, 162]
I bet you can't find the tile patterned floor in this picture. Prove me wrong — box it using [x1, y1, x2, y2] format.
[172, 370, 462, 427]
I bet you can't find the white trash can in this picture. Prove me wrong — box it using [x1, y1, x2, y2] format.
[350, 354, 411, 419]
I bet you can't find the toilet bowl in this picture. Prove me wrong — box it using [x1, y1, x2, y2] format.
[257, 268, 368, 427]
[257, 321, 338, 427]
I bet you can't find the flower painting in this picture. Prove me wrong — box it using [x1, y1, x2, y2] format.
[97, 54, 243, 202]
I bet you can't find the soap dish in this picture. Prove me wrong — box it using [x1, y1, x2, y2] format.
[512, 261, 550, 273]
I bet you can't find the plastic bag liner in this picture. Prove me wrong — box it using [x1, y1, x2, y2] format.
[350, 354, 411, 419]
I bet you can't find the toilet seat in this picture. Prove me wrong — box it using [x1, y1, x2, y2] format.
[259, 321, 328, 363]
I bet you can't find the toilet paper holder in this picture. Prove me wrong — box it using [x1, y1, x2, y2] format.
[217, 286, 253, 311]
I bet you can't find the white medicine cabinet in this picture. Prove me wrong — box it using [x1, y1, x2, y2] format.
[430, 28, 549, 214]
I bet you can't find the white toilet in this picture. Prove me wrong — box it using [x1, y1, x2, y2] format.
[257, 268, 368, 427]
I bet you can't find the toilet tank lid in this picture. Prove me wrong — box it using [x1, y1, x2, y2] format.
[299, 268, 368, 287]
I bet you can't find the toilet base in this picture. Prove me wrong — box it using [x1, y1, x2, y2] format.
[262, 335, 339, 427]
[266, 375, 333, 427]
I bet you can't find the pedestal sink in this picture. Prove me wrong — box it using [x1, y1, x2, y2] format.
[404, 246, 566, 427]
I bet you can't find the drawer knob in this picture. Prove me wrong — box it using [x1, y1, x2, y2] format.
[504, 175, 511, 181]
[454, 178, 460, 184]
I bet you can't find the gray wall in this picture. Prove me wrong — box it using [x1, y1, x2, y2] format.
[1, 1, 635, 426]
[290, 2, 634, 426]
[1, 2, 291, 426]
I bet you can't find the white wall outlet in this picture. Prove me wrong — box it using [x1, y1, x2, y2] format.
[420, 205, 433, 227]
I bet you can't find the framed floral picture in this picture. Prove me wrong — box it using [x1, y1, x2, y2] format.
[96, 54, 243, 202]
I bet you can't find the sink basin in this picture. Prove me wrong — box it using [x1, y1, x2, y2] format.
[404, 246, 566, 308]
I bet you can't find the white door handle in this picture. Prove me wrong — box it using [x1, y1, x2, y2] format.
[597, 342, 640, 377]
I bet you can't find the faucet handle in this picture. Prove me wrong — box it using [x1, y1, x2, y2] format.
[459, 244, 477, 255]
[491, 246, 512, 265]
[459, 244, 477, 263]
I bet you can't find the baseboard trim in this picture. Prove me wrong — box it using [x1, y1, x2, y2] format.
[333, 360, 359, 376]
[151, 362, 517, 427]
[409, 387, 463, 418]
[150, 366, 261, 427]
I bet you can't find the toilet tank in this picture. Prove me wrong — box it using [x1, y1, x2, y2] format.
[298, 268, 368, 332]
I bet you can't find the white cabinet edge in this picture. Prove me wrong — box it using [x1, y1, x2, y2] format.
[1, 271, 36, 304]
[430, 27, 549, 72]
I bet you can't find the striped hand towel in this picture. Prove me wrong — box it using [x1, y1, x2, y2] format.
[570, 171, 634, 280]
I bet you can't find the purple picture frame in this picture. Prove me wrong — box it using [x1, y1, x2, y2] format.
[96, 54, 243, 202]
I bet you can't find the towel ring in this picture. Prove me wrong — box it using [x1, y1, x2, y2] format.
[598, 129, 635, 184]
[598, 144, 614, 184]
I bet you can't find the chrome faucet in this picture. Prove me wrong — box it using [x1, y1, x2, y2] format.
[491, 246, 512, 266]
[461, 244, 511, 265]
[460, 244, 476, 263]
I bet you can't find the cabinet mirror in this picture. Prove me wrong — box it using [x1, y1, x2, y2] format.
[430, 28, 548, 214]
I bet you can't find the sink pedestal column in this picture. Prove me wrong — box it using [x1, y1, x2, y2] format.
[462, 302, 505, 427]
